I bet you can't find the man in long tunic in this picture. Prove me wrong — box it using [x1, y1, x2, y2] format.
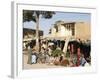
[27, 45, 32, 64]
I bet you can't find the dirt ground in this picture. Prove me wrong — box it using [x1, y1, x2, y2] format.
[23, 54, 65, 69]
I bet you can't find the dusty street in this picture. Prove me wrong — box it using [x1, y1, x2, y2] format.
[23, 54, 65, 69]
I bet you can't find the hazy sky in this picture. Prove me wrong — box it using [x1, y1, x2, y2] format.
[23, 12, 91, 36]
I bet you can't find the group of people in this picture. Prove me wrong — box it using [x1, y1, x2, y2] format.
[66, 39, 91, 67]
[26, 38, 91, 67]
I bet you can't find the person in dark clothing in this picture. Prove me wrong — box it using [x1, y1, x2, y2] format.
[27, 41, 36, 64]
[57, 40, 60, 47]
[59, 55, 63, 62]
[60, 40, 65, 50]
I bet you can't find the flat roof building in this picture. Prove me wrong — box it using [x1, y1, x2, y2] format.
[48, 21, 90, 40]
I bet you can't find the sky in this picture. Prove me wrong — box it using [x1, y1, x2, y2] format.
[23, 12, 91, 36]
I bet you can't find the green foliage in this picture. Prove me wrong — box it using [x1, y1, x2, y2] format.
[66, 50, 70, 58]
[51, 49, 64, 57]
[23, 10, 36, 22]
[23, 10, 55, 22]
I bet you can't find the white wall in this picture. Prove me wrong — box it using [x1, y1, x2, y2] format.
[0, 0, 100, 80]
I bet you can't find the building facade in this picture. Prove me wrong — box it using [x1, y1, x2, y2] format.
[23, 28, 43, 41]
[49, 21, 90, 40]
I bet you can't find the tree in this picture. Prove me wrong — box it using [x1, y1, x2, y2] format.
[23, 10, 55, 52]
